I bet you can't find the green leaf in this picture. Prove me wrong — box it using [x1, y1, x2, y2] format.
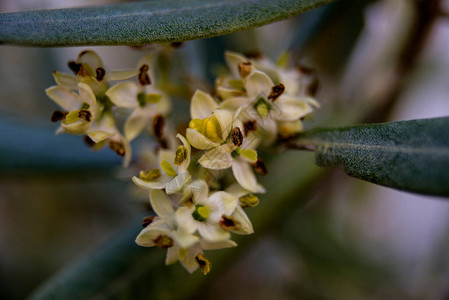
[0, 0, 336, 47]
[292, 117, 449, 197]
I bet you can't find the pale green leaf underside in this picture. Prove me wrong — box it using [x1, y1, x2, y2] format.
[294, 117, 449, 197]
[0, 0, 335, 47]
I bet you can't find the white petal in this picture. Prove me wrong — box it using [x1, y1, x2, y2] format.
[166, 246, 178, 265]
[230, 206, 254, 235]
[61, 119, 90, 135]
[216, 86, 245, 100]
[78, 50, 103, 71]
[187, 180, 209, 204]
[53, 72, 77, 89]
[279, 69, 302, 95]
[158, 150, 176, 167]
[225, 183, 250, 198]
[274, 95, 313, 121]
[190, 90, 218, 119]
[214, 109, 233, 141]
[208, 191, 238, 216]
[165, 172, 191, 194]
[135, 225, 168, 247]
[87, 130, 114, 143]
[172, 229, 199, 249]
[186, 128, 219, 150]
[219, 97, 251, 111]
[124, 108, 150, 141]
[245, 70, 274, 100]
[150, 189, 174, 218]
[200, 239, 237, 250]
[179, 246, 201, 273]
[197, 223, 230, 242]
[175, 206, 197, 234]
[122, 138, 132, 168]
[304, 96, 321, 108]
[198, 145, 233, 170]
[46, 86, 81, 111]
[78, 82, 96, 108]
[232, 159, 258, 193]
[105, 81, 139, 108]
[225, 51, 249, 79]
[132, 175, 170, 190]
[104, 69, 138, 81]
[176, 134, 191, 173]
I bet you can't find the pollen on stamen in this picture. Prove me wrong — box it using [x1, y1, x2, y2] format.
[51, 110, 68, 122]
[195, 254, 212, 275]
[138, 64, 151, 86]
[109, 140, 126, 157]
[78, 110, 92, 122]
[154, 235, 174, 248]
[220, 215, 241, 231]
[231, 127, 243, 147]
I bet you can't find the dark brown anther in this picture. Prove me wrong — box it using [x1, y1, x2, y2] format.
[230, 127, 243, 147]
[307, 77, 319, 96]
[153, 114, 165, 138]
[268, 83, 285, 101]
[138, 64, 151, 86]
[67, 61, 82, 75]
[157, 138, 169, 149]
[244, 51, 262, 59]
[83, 135, 96, 147]
[239, 62, 252, 79]
[252, 158, 268, 176]
[243, 120, 257, 136]
[109, 140, 126, 157]
[77, 64, 91, 77]
[142, 216, 156, 227]
[297, 64, 315, 76]
[170, 42, 184, 48]
[78, 110, 92, 122]
[50, 110, 68, 122]
[95, 67, 106, 81]
[220, 215, 241, 231]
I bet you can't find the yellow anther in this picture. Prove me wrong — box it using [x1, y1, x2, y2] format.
[161, 160, 177, 177]
[174, 145, 187, 166]
[140, 169, 161, 181]
[239, 194, 260, 208]
[189, 119, 203, 131]
[64, 110, 81, 124]
[154, 235, 174, 248]
[195, 253, 212, 275]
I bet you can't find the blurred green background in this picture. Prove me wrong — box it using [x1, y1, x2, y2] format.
[1, 0, 449, 299]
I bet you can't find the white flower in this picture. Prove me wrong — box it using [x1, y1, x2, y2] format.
[175, 180, 238, 242]
[186, 90, 233, 150]
[105, 81, 171, 142]
[132, 134, 191, 194]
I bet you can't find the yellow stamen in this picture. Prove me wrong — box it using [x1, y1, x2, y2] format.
[140, 169, 161, 181]
[239, 194, 259, 208]
[174, 145, 187, 166]
[64, 110, 81, 124]
[161, 160, 177, 177]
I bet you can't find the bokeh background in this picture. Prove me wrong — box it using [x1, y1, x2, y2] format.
[1, 0, 449, 299]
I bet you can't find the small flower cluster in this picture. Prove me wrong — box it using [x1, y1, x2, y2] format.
[132, 51, 318, 274]
[47, 49, 318, 274]
[46, 50, 171, 166]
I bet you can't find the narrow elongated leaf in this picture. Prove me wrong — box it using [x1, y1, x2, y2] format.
[292, 117, 449, 197]
[0, 0, 335, 47]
